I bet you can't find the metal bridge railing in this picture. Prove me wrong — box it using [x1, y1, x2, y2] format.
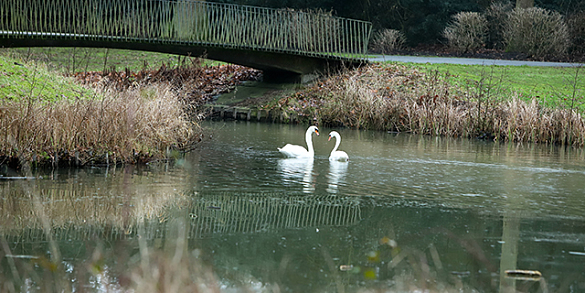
[1, 194, 363, 242]
[0, 0, 372, 60]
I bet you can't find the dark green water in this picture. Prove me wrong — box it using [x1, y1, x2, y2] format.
[1, 121, 585, 292]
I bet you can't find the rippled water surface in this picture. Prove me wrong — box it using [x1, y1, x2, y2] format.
[2, 121, 585, 292]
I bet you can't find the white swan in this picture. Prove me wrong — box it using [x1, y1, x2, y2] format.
[278, 126, 319, 158]
[328, 131, 349, 162]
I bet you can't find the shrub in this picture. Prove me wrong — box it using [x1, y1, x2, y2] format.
[567, 11, 585, 57]
[443, 12, 488, 53]
[484, 1, 513, 50]
[369, 29, 406, 54]
[503, 7, 570, 59]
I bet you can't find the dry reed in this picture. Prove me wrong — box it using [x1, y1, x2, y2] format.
[270, 63, 585, 147]
[0, 83, 200, 167]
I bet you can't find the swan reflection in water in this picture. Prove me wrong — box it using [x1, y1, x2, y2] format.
[327, 161, 348, 193]
[277, 158, 315, 194]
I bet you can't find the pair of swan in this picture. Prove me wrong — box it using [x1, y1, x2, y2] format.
[277, 126, 349, 161]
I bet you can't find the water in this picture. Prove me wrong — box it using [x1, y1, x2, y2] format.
[2, 121, 585, 292]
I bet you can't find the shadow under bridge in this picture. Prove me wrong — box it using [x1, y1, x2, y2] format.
[0, 0, 372, 81]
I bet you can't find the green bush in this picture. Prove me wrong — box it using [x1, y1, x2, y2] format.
[503, 7, 570, 59]
[369, 29, 406, 54]
[443, 12, 488, 53]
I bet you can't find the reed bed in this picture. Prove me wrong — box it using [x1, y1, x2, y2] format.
[269, 63, 585, 147]
[73, 60, 262, 106]
[0, 83, 200, 167]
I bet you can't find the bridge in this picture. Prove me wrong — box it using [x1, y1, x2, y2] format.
[1, 193, 363, 242]
[0, 0, 372, 80]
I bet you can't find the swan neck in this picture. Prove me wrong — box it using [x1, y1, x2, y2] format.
[306, 129, 315, 154]
[331, 135, 340, 154]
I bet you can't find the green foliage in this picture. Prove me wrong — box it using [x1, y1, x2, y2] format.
[210, 0, 486, 45]
[484, 1, 513, 50]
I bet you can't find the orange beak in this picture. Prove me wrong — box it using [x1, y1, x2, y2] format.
[328, 135, 332, 141]
[315, 129, 319, 136]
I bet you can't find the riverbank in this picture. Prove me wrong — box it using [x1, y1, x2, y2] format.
[253, 63, 585, 146]
[2, 47, 585, 171]
[0, 54, 261, 170]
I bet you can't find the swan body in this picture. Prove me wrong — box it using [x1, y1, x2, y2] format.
[328, 131, 349, 162]
[278, 126, 319, 158]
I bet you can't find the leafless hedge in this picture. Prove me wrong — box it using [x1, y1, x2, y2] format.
[369, 29, 406, 54]
[567, 11, 585, 56]
[503, 7, 570, 59]
[484, 1, 513, 50]
[443, 12, 488, 53]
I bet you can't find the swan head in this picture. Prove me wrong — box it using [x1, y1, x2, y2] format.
[328, 131, 340, 141]
[308, 126, 319, 136]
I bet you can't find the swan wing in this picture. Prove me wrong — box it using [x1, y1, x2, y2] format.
[329, 151, 349, 162]
[278, 144, 310, 158]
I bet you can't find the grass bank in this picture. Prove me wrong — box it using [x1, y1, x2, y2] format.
[414, 63, 585, 111]
[264, 63, 585, 147]
[3, 47, 223, 74]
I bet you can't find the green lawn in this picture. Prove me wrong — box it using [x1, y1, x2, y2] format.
[406, 62, 585, 110]
[1, 47, 222, 74]
[0, 53, 93, 101]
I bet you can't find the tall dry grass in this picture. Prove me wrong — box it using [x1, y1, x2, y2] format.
[270, 64, 585, 146]
[0, 83, 200, 167]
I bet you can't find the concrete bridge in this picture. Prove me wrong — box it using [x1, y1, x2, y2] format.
[0, 0, 372, 80]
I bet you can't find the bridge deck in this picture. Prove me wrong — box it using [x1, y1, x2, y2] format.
[0, 0, 372, 76]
